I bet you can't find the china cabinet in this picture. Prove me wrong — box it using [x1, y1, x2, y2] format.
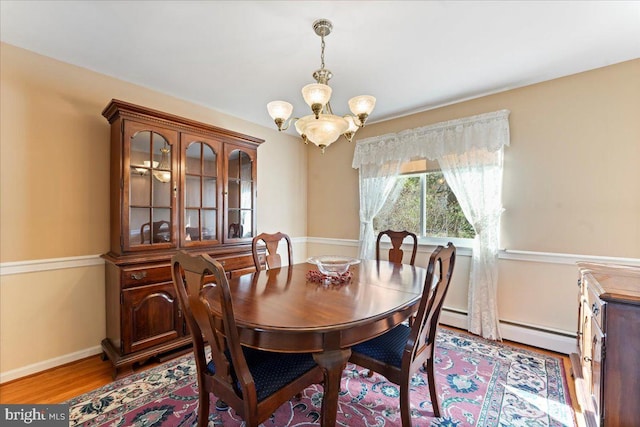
[571, 262, 640, 426]
[101, 99, 263, 377]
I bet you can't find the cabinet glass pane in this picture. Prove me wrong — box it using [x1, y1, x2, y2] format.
[240, 181, 252, 209]
[129, 130, 172, 245]
[228, 180, 240, 209]
[203, 144, 217, 177]
[228, 210, 241, 238]
[240, 210, 252, 238]
[130, 207, 150, 244]
[202, 210, 216, 240]
[240, 152, 252, 180]
[228, 151, 240, 179]
[185, 175, 200, 207]
[185, 209, 200, 241]
[151, 209, 171, 243]
[153, 179, 172, 206]
[130, 174, 151, 206]
[151, 132, 171, 184]
[203, 178, 217, 208]
[185, 142, 200, 175]
[131, 131, 152, 171]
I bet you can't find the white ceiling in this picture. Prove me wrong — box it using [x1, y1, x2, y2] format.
[2, 1, 639, 130]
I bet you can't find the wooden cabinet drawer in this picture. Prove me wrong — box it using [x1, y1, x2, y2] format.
[122, 264, 171, 288]
[215, 254, 256, 272]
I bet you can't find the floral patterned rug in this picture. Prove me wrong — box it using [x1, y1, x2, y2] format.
[67, 329, 576, 426]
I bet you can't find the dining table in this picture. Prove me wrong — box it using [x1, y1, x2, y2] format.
[200, 258, 427, 427]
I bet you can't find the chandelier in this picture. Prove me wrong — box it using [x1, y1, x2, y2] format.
[267, 19, 376, 153]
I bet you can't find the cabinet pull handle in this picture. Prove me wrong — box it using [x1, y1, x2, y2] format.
[131, 271, 147, 280]
[591, 303, 600, 316]
[584, 356, 592, 363]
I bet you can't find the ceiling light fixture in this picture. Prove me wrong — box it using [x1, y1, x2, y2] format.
[267, 19, 376, 154]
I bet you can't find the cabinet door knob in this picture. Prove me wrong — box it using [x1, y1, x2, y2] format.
[591, 303, 600, 316]
[131, 271, 147, 280]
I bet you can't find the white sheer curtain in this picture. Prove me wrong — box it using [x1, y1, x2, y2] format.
[355, 161, 402, 259]
[439, 149, 504, 340]
[353, 110, 509, 340]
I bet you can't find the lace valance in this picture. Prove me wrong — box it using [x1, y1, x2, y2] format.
[352, 109, 510, 168]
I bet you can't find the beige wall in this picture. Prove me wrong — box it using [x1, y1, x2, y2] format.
[0, 43, 307, 375]
[309, 59, 640, 258]
[307, 59, 640, 338]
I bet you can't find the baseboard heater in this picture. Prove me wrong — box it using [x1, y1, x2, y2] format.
[440, 308, 576, 355]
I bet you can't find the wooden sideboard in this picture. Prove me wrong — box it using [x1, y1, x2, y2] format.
[571, 262, 640, 427]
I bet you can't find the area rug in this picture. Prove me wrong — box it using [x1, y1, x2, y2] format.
[66, 329, 576, 426]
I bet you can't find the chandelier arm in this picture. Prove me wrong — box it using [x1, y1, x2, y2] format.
[277, 117, 299, 132]
[324, 101, 334, 115]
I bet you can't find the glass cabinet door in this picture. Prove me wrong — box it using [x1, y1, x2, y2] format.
[124, 121, 177, 251]
[181, 134, 222, 246]
[225, 146, 256, 241]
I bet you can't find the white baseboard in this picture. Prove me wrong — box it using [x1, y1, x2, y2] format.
[440, 309, 576, 355]
[0, 345, 103, 384]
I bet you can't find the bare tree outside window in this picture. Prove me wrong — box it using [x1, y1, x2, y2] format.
[374, 172, 475, 239]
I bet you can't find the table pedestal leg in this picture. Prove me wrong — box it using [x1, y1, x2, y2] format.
[313, 349, 351, 427]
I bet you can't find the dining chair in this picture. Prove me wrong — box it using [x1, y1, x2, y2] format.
[349, 242, 456, 423]
[228, 222, 243, 238]
[171, 250, 324, 427]
[376, 230, 419, 328]
[376, 230, 418, 265]
[140, 220, 171, 243]
[251, 232, 293, 270]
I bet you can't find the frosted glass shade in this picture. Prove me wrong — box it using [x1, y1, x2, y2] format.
[301, 83, 332, 108]
[344, 115, 359, 133]
[267, 101, 293, 121]
[297, 114, 348, 147]
[348, 95, 376, 116]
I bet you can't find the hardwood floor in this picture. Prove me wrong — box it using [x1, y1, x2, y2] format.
[0, 328, 585, 426]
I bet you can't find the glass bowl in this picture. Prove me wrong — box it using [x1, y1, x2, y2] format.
[307, 256, 360, 277]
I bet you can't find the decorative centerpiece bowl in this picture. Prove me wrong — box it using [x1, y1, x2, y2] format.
[307, 256, 360, 277]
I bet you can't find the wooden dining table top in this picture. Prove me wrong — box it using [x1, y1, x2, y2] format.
[200, 259, 427, 352]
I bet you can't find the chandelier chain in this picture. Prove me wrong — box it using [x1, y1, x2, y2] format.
[320, 35, 325, 70]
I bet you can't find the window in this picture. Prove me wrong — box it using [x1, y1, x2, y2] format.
[374, 171, 475, 240]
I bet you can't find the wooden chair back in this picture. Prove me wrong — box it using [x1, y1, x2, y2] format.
[252, 232, 293, 270]
[349, 242, 456, 422]
[140, 220, 171, 243]
[228, 222, 243, 238]
[376, 230, 418, 265]
[171, 251, 222, 427]
[408, 243, 456, 376]
[171, 250, 322, 427]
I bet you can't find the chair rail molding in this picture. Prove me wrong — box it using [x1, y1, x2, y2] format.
[0, 254, 105, 276]
[307, 237, 640, 266]
[1, 244, 638, 276]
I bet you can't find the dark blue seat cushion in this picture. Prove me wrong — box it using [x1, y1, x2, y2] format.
[207, 347, 318, 402]
[351, 323, 411, 369]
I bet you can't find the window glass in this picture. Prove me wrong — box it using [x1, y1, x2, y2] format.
[374, 171, 475, 239]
